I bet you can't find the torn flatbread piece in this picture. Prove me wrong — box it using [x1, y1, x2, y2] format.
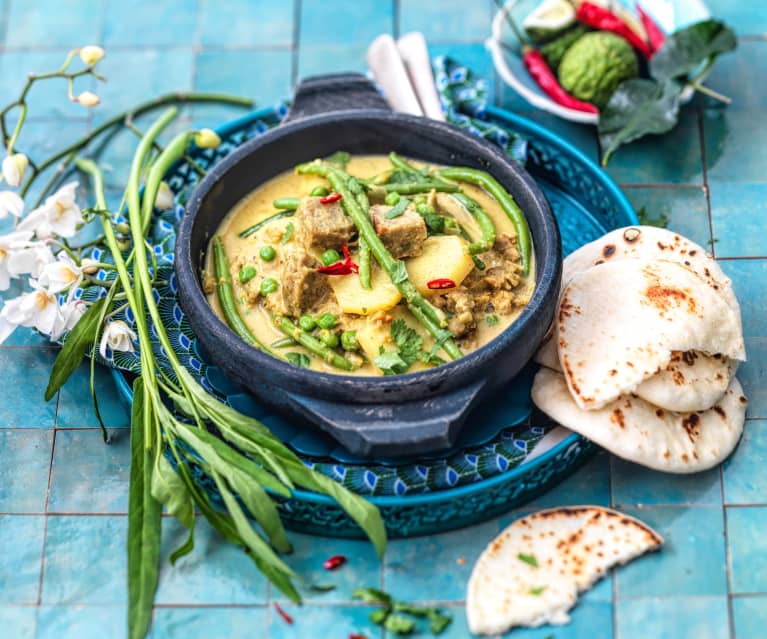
[531, 367, 747, 473]
[466, 506, 662, 635]
[559, 259, 745, 410]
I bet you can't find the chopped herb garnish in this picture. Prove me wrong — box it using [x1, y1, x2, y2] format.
[485, 314, 499, 326]
[389, 260, 409, 284]
[285, 352, 311, 368]
[636, 206, 669, 229]
[386, 197, 410, 219]
[280, 222, 294, 244]
[354, 587, 452, 636]
[325, 150, 351, 169]
[384, 615, 415, 634]
[374, 319, 423, 375]
[529, 586, 547, 595]
[518, 552, 539, 568]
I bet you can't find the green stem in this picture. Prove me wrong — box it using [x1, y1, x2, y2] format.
[6, 102, 27, 153]
[688, 81, 732, 104]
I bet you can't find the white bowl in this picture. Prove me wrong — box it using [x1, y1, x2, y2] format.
[488, 0, 711, 124]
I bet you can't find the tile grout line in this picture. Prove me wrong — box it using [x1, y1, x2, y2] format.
[721, 464, 736, 638]
[290, 0, 301, 90]
[34, 402, 59, 610]
[609, 454, 618, 638]
[696, 105, 717, 258]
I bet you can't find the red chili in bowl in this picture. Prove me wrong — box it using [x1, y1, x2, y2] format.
[317, 244, 359, 275]
[320, 192, 343, 204]
[323, 554, 347, 570]
[576, 2, 653, 58]
[427, 278, 457, 290]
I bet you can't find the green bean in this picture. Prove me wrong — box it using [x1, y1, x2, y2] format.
[211, 237, 273, 354]
[271, 337, 297, 348]
[238, 209, 295, 239]
[295, 161, 462, 360]
[275, 316, 354, 371]
[368, 182, 459, 197]
[450, 192, 496, 255]
[350, 176, 373, 291]
[438, 167, 532, 275]
[310, 186, 329, 197]
[273, 197, 301, 210]
[460, 225, 487, 270]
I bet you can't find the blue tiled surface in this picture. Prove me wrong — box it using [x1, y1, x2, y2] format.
[0, 1, 764, 638]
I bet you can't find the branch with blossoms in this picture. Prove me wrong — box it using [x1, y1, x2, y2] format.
[0, 46, 387, 639]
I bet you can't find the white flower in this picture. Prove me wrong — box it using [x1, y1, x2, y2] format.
[99, 320, 137, 358]
[58, 299, 87, 334]
[2, 153, 28, 187]
[0, 280, 62, 344]
[194, 128, 221, 149]
[0, 230, 35, 290]
[0, 191, 24, 219]
[17, 182, 82, 239]
[75, 91, 100, 108]
[38, 253, 83, 294]
[79, 45, 105, 66]
[155, 181, 174, 210]
[6, 240, 54, 280]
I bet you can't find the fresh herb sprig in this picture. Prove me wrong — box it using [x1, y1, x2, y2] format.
[374, 319, 424, 375]
[353, 588, 453, 636]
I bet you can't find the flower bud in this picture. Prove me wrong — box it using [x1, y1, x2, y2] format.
[76, 91, 100, 107]
[81, 258, 100, 275]
[155, 181, 174, 210]
[194, 128, 221, 149]
[115, 222, 131, 234]
[79, 45, 105, 66]
[117, 239, 131, 251]
[2, 153, 28, 187]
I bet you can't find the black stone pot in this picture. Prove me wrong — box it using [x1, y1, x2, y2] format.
[176, 73, 562, 458]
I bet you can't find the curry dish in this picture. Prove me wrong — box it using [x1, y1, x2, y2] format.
[204, 153, 535, 375]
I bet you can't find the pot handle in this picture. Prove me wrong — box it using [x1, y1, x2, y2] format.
[284, 73, 390, 123]
[284, 378, 487, 457]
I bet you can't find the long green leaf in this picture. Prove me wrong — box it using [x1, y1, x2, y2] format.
[150, 453, 194, 529]
[127, 377, 162, 639]
[45, 297, 107, 401]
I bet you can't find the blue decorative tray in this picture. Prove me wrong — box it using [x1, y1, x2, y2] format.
[111, 98, 637, 538]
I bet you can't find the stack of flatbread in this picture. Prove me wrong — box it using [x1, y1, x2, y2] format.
[532, 226, 748, 473]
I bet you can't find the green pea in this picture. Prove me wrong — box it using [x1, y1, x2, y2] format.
[238, 265, 256, 284]
[259, 245, 276, 261]
[416, 203, 435, 216]
[321, 249, 341, 266]
[318, 329, 339, 348]
[340, 330, 359, 351]
[317, 313, 337, 329]
[414, 194, 428, 206]
[310, 186, 329, 197]
[384, 191, 401, 206]
[260, 277, 278, 295]
[298, 314, 316, 331]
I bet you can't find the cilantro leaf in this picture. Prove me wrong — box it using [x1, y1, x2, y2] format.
[518, 552, 539, 567]
[325, 151, 351, 170]
[373, 319, 424, 375]
[373, 351, 408, 375]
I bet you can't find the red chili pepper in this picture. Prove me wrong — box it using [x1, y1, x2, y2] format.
[427, 278, 457, 290]
[274, 602, 293, 625]
[635, 4, 665, 54]
[317, 244, 359, 275]
[576, 2, 653, 58]
[523, 47, 599, 114]
[323, 554, 347, 570]
[320, 192, 342, 204]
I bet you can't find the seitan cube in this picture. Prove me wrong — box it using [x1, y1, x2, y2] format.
[370, 204, 427, 259]
[263, 248, 333, 317]
[295, 196, 355, 250]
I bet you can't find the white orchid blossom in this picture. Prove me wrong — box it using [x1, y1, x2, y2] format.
[2, 153, 28, 187]
[6, 240, 55, 280]
[17, 181, 83, 239]
[0, 280, 62, 344]
[38, 253, 83, 294]
[0, 230, 34, 289]
[58, 299, 87, 333]
[0, 191, 24, 219]
[99, 320, 137, 359]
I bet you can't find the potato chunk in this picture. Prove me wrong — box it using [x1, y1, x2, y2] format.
[406, 235, 474, 297]
[326, 264, 401, 315]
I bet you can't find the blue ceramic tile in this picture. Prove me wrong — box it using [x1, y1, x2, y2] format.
[622, 186, 711, 249]
[732, 595, 767, 639]
[0, 605, 36, 639]
[615, 596, 729, 639]
[724, 420, 767, 505]
[719, 260, 767, 339]
[151, 606, 267, 638]
[93, 49, 194, 117]
[0, 515, 44, 603]
[704, 109, 767, 184]
[269, 604, 378, 638]
[710, 183, 767, 258]
[48, 428, 129, 513]
[604, 108, 703, 185]
[37, 605, 125, 639]
[385, 519, 499, 601]
[615, 507, 727, 597]
[705, 0, 767, 36]
[103, 0, 197, 46]
[297, 44, 368, 80]
[401, 0, 491, 43]
[698, 41, 767, 111]
[611, 458, 723, 507]
[515, 109, 600, 162]
[0, 349, 58, 428]
[0, 51, 94, 119]
[272, 532, 380, 603]
[155, 518, 268, 604]
[727, 506, 767, 593]
[430, 43, 496, 98]
[5, 0, 102, 48]
[55, 362, 129, 428]
[300, 0, 391, 47]
[199, 0, 294, 47]
[0, 430, 52, 512]
[42, 515, 126, 604]
[734, 338, 767, 419]
[523, 450, 611, 509]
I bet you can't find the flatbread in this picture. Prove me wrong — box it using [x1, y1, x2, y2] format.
[559, 259, 745, 410]
[531, 367, 747, 473]
[466, 506, 662, 635]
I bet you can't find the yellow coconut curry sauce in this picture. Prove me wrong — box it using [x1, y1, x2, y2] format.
[204, 154, 535, 376]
